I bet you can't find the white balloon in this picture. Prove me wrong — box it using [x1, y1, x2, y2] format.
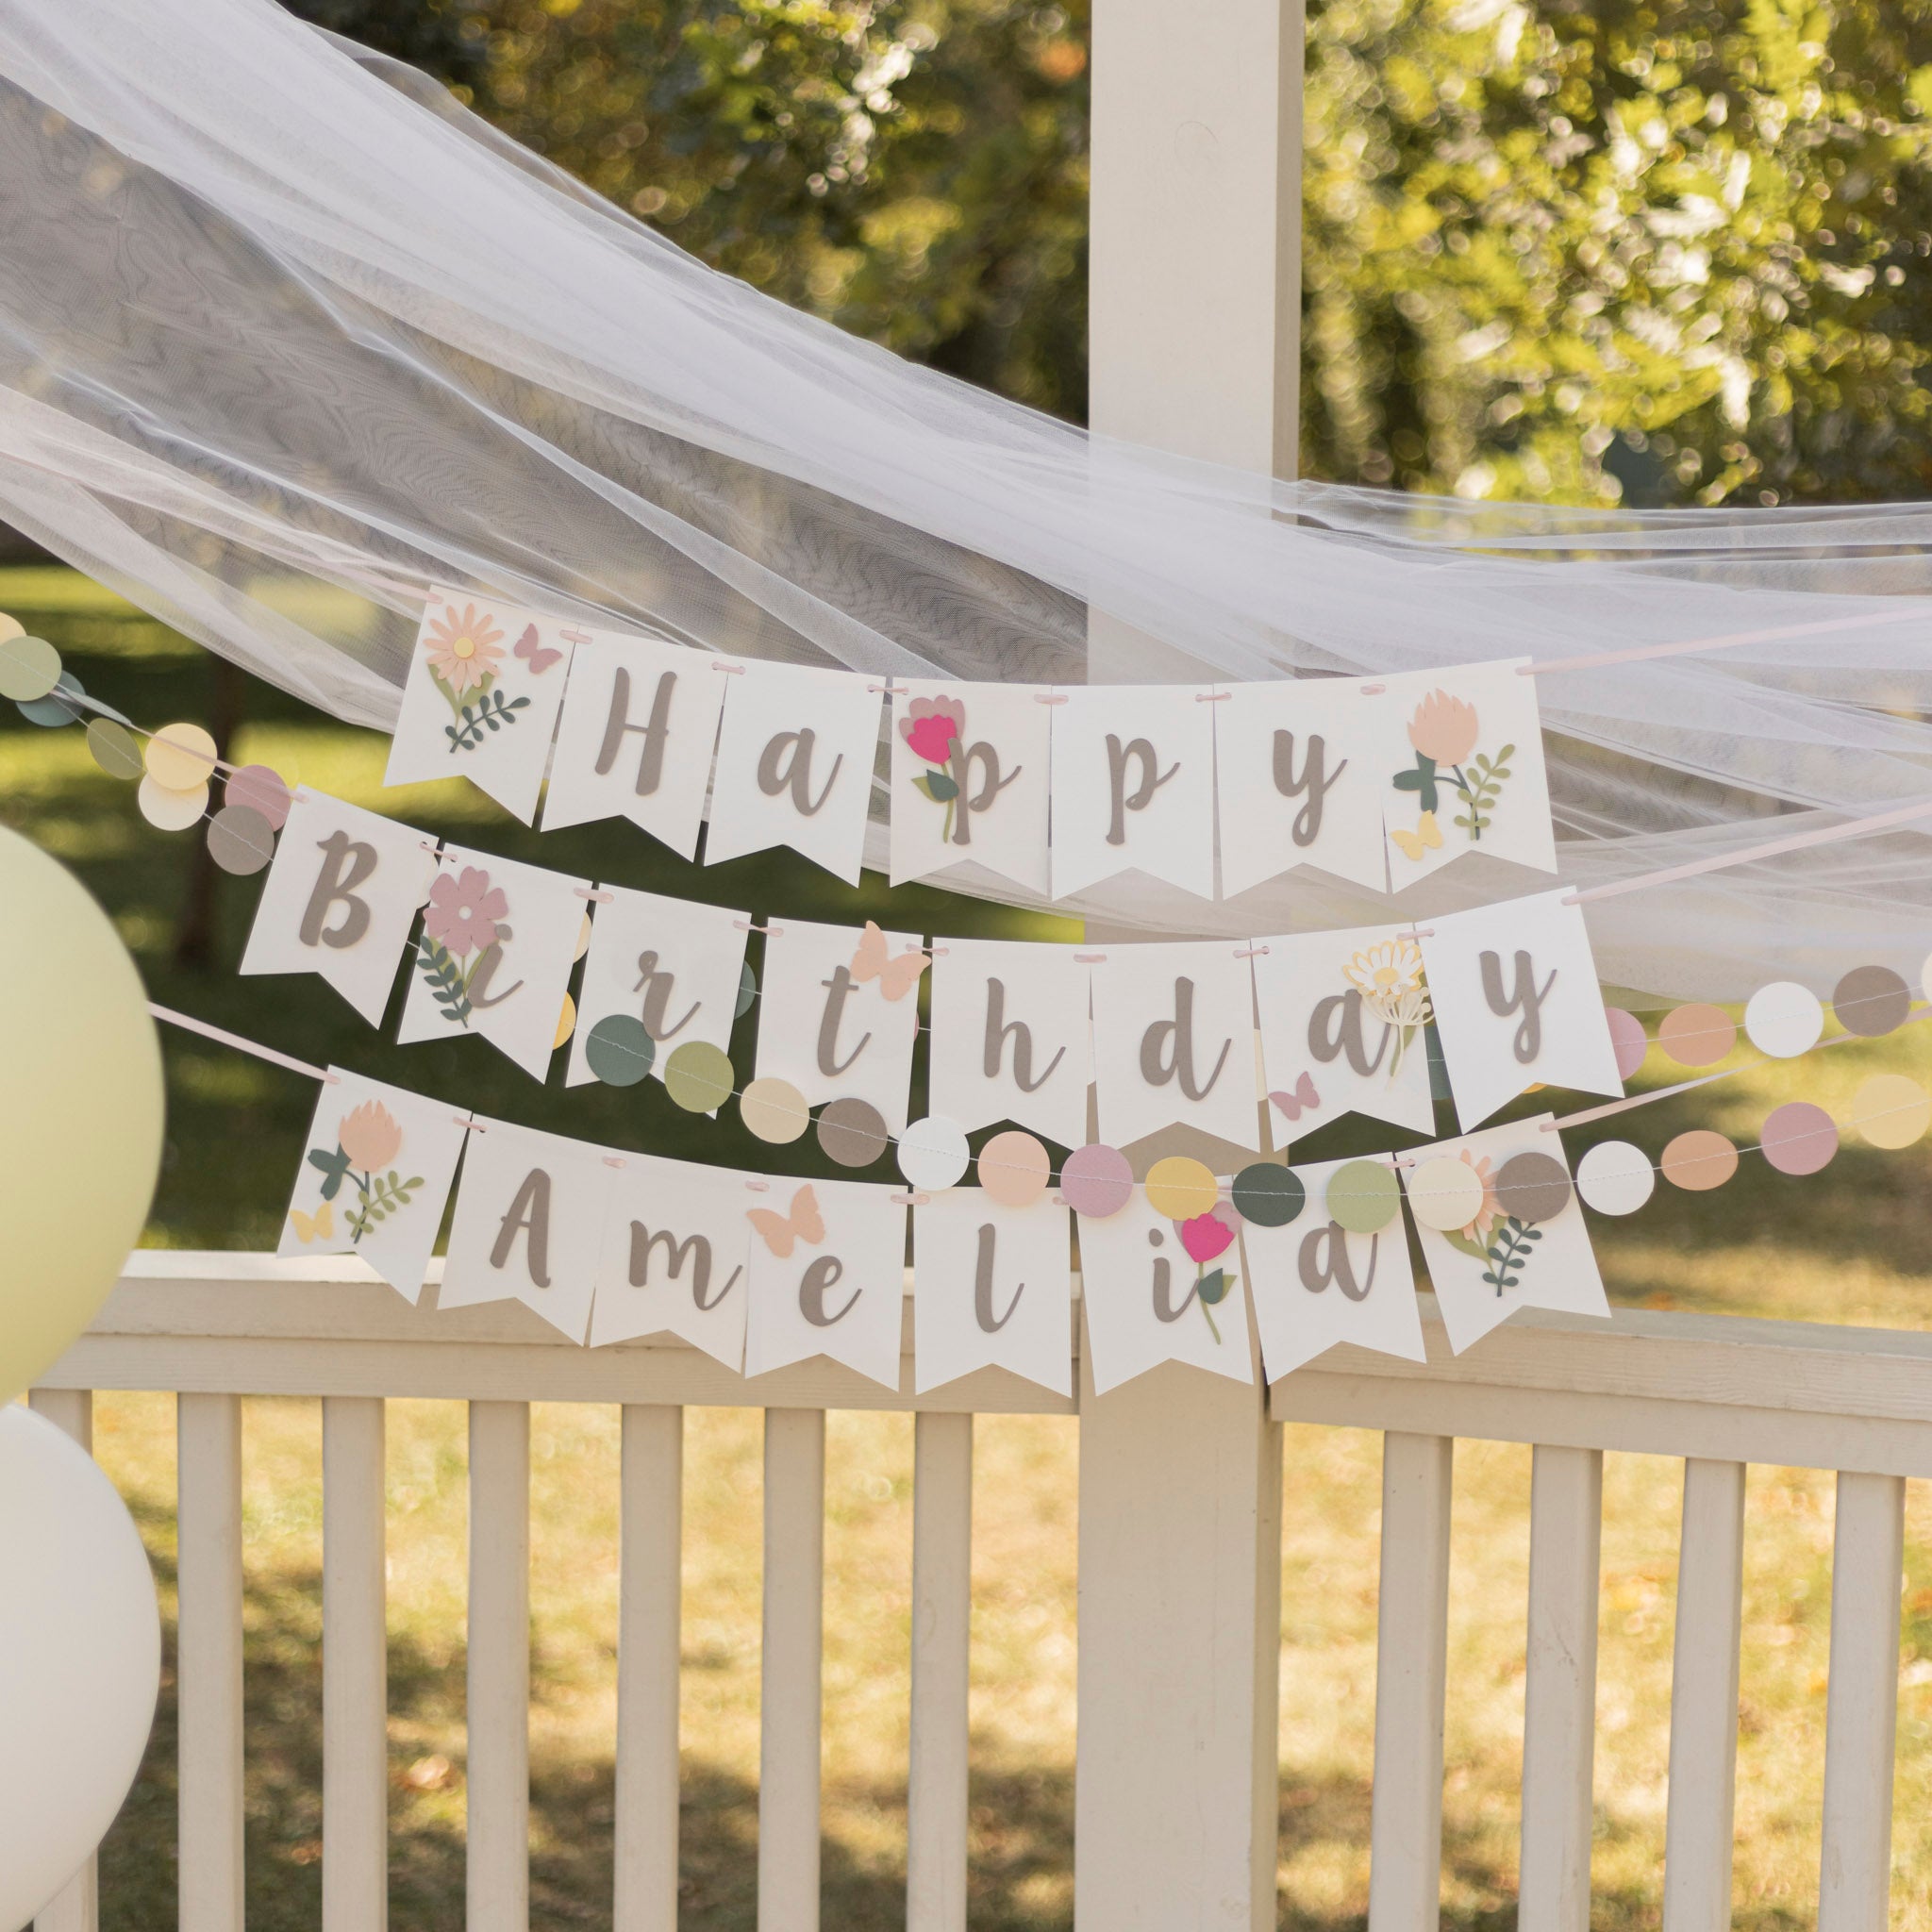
[896, 1114, 971, 1191]
[1744, 980, 1824, 1059]
[1575, 1140, 1656, 1217]
[0, 1407, 160, 1926]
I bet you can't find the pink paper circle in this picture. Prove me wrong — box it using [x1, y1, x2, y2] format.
[1605, 1008, 1647, 1081]
[1760, 1101, 1839, 1176]
[225, 763, 293, 830]
[1061, 1142, 1134, 1220]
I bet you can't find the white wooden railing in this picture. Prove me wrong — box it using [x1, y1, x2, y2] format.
[25, 1249, 1932, 1931]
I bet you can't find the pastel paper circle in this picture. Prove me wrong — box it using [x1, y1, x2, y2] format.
[741, 1076, 809, 1143]
[1494, 1151, 1574, 1224]
[574, 911, 592, 962]
[206, 804, 275, 876]
[17, 672, 85, 727]
[1407, 1156, 1486, 1232]
[553, 992, 578, 1052]
[1759, 1101, 1838, 1175]
[223, 764, 292, 830]
[817, 1096, 889, 1167]
[737, 961, 757, 1018]
[1327, 1159, 1400, 1234]
[1833, 964, 1912, 1039]
[1230, 1161, 1305, 1228]
[898, 1115, 971, 1191]
[1657, 1003, 1736, 1068]
[0, 611, 20, 643]
[586, 1014, 655, 1087]
[1661, 1130, 1739, 1191]
[1060, 1143, 1134, 1220]
[1851, 1073, 1931, 1150]
[1143, 1156, 1218, 1221]
[1575, 1141, 1654, 1215]
[978, 1130, 1052, 1208]
[663, 1040, 734, 1113]
[85, 720, 143, 781]
[144, 722, 219, 791]
[1744, 981, 1824, 1059]
[0, 635, 60, 703]
[136, 774, 208, 830]
[1605, 1008, 1648, 1081]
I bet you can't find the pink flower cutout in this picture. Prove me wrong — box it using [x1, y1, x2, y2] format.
[1176, 1212, 1236, 1267]
[899, 694, 965, 767]
[424, 866, 508, 957]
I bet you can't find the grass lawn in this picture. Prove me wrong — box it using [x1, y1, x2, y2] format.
[7, 570, 1932, 1927]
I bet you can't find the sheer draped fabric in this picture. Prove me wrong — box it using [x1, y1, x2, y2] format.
[3, 0, 1932, 994]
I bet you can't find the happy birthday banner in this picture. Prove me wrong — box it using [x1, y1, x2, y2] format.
[383, 590, 1558, 901]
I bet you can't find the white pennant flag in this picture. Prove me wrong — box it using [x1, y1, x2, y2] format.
[385, 590, 578, 824]
[1089, 941, 1261, 1151]
[755, 915, 926, 1141]
[1401, 1117, 1608, 1354]
[1420, 888, 1622, 1130]
[705, 659, 882, 884]
[590, 1154, 755, 1369]
[396, 845, 589, 1080]
[926, 936, 1091, 1148]
[240, 791, 439, 1024]
[887, 679, 1052, 895]
[1049, 684, 1217, 900]
[277, 1069, 472, 1304]
[1252, 924, 1438, 1141]
[567, 886, 748, 1091]
[1241, 1155, 1424, 1379]
[441, 1119, 614, 1341]
[1076, 1192, 1255, 1395]
[1378, 658, 1557, 888]
[1214, 675, 1390, 898]
[912, 1191, 1074, 1396]
[542, 629, 727, 858]
[742, 1179, 908, 1390]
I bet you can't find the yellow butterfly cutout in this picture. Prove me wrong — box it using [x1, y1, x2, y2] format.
[1391, 811, 1444, 862]
[290, 1201, 335, 1244]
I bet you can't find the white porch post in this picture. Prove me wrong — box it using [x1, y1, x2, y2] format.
[1077, 3, 1304, 1926]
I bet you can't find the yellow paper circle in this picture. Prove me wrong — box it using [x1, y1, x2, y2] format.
[1851, 1074, 1931, 1150]
[144, 722, 219, 791]
[553, 992, 577, 1052]
[0, 827, 165, 1402]
[0, 610, 23, 644]
[136, 775, 208, 831]
[1407, 1156, 1485, 1232]
[741, 1076, 810, 1144]
[1143, 1155, 1218, 1220]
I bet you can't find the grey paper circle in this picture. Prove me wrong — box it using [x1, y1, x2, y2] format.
[1493, 1152, 1574, 1224]
[586, 1014, 657, 1088]
[817, 1096, 890, 1168]
[737, 960, 757, 1018]
[1833, 964, 1912, 1039]
[207, 804, 276, 876]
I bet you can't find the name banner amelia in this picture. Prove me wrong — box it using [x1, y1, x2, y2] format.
[241, 789, 1625, 1145]
[386, 588, 1558, 902]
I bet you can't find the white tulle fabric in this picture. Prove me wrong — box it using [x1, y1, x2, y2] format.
[3, 0, 1932, 997]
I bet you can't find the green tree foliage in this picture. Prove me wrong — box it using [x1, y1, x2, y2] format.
[292, 0, 1932, 503]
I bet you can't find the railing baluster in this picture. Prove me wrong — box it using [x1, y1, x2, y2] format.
[323, 1396, 388, 1932]
[1367, 1431, 1453, 1932]
[615, 1404, 683, 1932]
[467, 1400, 531, 1932]
[29, 1389, 101, 1932]
[1520, 1442, 1603, 1932]
[908, 1411, 973, 1932]
[1819, 1469, 1906, 1932]
[760, 1407, 826, 1931]
[1662, 1457, 1745, 1932]
[177, 1391, 246, 1932]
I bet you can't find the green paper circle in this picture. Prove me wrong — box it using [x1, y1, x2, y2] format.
[586, 1014, 656, 1088]
[1326, 1159, 1400, 1234]
[663, 1040, 733, 1112]
[17, 672, 84, 728]
[0, 635, 60, 703]
[737, 961, 757, 1018]
[1231, 1162, 1305, 1228]
[86, 719, 143, 781]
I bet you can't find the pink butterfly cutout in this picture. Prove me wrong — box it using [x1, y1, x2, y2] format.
[850, 920, 929, 1001]
[513, 624, 564, 675]
[1268, 1072, 1320, 1124]
[746, 1184, 824, 1259]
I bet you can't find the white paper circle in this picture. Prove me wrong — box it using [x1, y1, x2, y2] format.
[136, 774, 208, 830]
[896, 1114, 971, 1191]
[1575, 1140, 1656, 1216]
[1744, 980, 1824, 1059]
[1407, 1156, 1485, 1231]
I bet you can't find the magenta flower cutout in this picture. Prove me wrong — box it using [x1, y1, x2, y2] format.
[1176, 1212, 1236, 1266]
[900, 695, 964, 767]
[424, 866, 508, 958]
